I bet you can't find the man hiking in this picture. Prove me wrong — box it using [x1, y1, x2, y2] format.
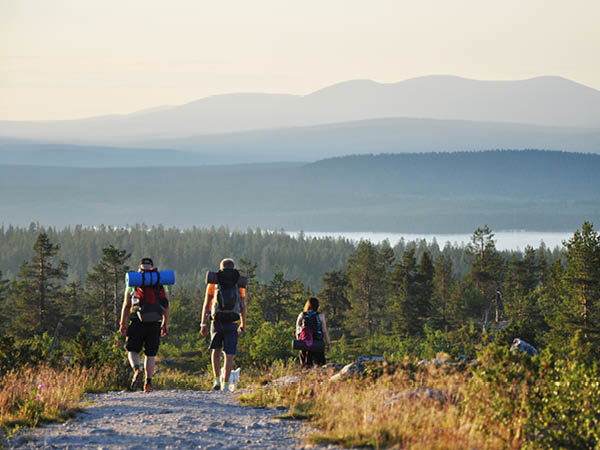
[201, 258, 247, 391]
[119, 257, 170, 392]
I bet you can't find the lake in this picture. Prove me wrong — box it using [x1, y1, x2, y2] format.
[287, 230, 572, 251]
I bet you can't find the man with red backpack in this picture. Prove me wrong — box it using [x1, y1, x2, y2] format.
[119, 257, 170, 392]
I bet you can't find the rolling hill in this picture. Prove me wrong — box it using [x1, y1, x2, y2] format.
[1, 150, 598, 232]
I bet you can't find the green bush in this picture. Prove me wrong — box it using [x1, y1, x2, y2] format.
[249, 321, 295, 367]
[468, 340, 600, 448]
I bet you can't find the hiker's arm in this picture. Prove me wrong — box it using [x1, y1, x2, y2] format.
[200, 288, 212, 337]
[161, 305, 170, 336]
[296, 313, 303, 338]
[119, 291, 132, 336]
[320, 314, 331, 352]
[239, 295, 247, 333]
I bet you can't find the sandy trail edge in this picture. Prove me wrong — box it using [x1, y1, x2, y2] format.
[9, 389, 327, 449]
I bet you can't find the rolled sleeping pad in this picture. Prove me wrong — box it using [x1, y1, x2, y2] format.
[206, 271, 247, 288]
[126, 270, 175, 287]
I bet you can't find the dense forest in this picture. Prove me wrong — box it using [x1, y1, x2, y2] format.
[0, 221, 589, 360]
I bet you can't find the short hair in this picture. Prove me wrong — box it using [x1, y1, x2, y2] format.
[304, 297, 319, 312]
[220, 258, 235, 269]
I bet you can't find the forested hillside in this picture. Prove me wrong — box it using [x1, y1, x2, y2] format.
[1, 150, 598, 231]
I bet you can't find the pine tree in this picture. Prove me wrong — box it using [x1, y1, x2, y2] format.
[12, 232, 67, 336]
[86, 245, 130, 334]
[431, 254, 455, 329]
[391, 249, 421, 335]
[345, 241, 391, 337]
[101, 245, 131, 331]
[466, 225, 505, 323]
[319, 270, 350, 333]
[0, 271, 9, 328]
[563, 222, 600, 347]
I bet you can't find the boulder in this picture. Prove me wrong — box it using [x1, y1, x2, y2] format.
[329, 361, 366, 381]
[510, 338, 538, 357]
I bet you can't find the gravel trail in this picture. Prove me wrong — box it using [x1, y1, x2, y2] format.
[11, 390, 316, 449]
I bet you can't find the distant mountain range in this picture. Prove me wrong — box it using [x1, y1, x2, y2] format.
[1, 117, 599, 166]
[1, 150, 598, 233]
[1, 76, 599, 153]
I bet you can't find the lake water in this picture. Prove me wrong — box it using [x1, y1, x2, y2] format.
[287, 231, 572, 251]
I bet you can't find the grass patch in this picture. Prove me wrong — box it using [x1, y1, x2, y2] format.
[236, 362, 509, 449]
[0, 363, 126, 432]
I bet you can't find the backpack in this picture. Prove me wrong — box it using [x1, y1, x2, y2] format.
[131, 269, 166, 322]
[293, 311, 324, 352]
[210, 268, 242, 323]
[300, 311, 323, 341]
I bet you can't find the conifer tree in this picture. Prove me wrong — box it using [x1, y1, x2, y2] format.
[319, 270, 350, 333]
[345, 241, 391, 337]
[431, 254, 455, 328]
[391, 249, 421, 335]
[86, 245, 130, 333]
[12, 232, 67, 336]
[0, 271, 8, 328]
[466, 226, 505, 322]
[563, 222, 600, 347]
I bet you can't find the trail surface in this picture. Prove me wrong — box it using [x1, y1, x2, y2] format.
[11, 390, 316, 449]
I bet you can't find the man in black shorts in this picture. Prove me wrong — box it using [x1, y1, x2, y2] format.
[119, 257, 170, 392]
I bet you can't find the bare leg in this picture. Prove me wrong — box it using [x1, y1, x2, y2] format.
[128, 352, 140, 370]
[145, 356, 156, 379]
[211, 349, 221, 379]
[223, 354, 234, 382]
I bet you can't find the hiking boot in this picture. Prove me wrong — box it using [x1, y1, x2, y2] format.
[130, 369, 144, 391]
[212, 381, 221, 391]
[143, 383, 153, 392]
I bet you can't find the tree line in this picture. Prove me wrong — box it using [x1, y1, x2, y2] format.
[1, 222, 596, 366]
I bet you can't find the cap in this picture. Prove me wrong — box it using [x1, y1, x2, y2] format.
[140, 257, 153, 266]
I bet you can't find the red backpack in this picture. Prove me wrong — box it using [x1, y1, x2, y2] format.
[132, 269, 166, 322]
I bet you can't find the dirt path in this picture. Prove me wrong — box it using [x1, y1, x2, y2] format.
[10, 390, 319, 449]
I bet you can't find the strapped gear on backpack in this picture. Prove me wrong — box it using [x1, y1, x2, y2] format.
[130, 268, 167, 322]
[208, 268, 243, 323]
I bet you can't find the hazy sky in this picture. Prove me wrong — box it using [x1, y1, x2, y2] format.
[2, 0, 599, 120]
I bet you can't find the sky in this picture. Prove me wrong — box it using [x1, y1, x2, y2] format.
[1, 0, 599, 121]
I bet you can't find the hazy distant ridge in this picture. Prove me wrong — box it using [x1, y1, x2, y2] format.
[1, 76, 599, 145]
[1, 150, 598, 232]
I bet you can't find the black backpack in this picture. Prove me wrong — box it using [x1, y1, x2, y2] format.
[211, 268, 242, 323]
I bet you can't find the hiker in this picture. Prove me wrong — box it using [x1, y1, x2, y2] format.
[201, 258, 247, 391]
[119, 257, 170, 392]
[296, 297, 331, 368]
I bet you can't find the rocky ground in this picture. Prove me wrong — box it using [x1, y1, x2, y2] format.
[9, 389, 320, 449]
